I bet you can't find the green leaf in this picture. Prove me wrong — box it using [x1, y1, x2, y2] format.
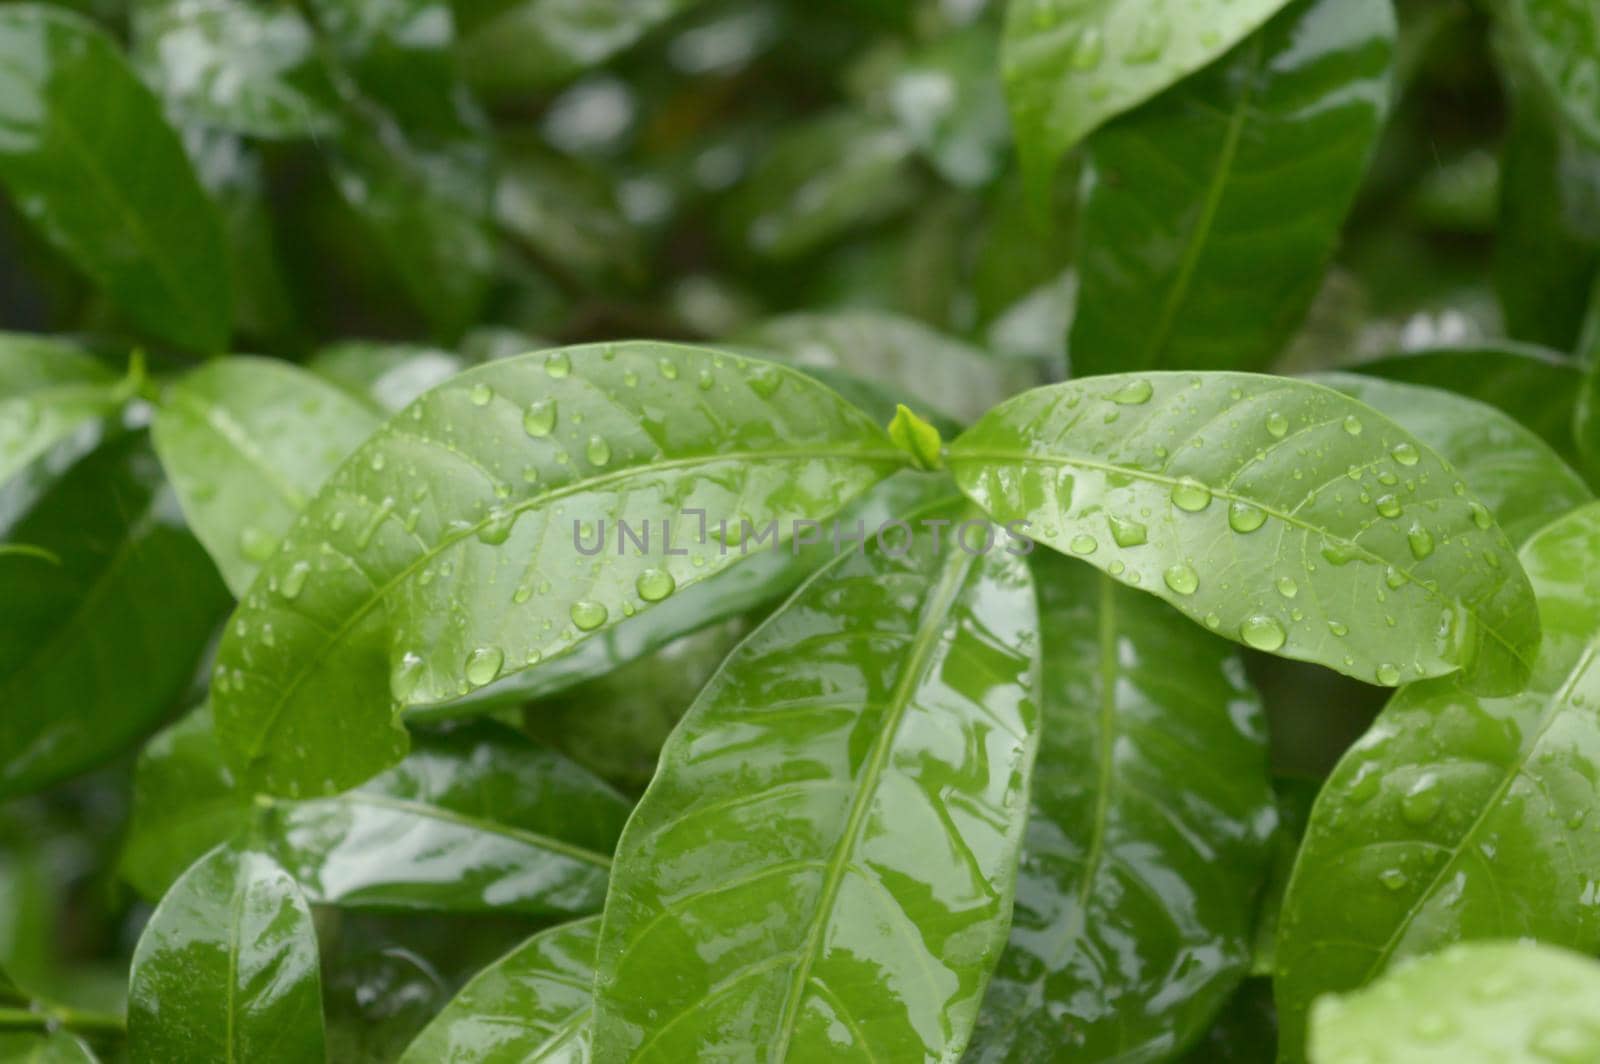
[1313, 373, 1592, 544]
[211, 343, 906, 797]
[152, 357, 382, 596]
[1068, 0, 1395, 376]
[131, 0, 340, 139]
[1309, 941, 1600, 1063]
[399, 916, 599, 1063]
[0, 334, 120, 486]
[725, 112, 917, 261]
[887, 405, 944, 471]
[734, 310, 1033, 425]
[1274, 500, 1600, 1055]
[886, 24, 1010, 189]
[495, 140, 644, 289]
[1002, 0, 1296, 190]
[0, 1033, 97, 1062]
[307, 341, 470, 415]
[0, 6, 231, 353]
[128, 845, 324, 1062]
[1496, 0, 1600, 151]
[948, 372, 1540, 694]
[593, 500, 1039, 1061]
[1351, 344, 1588, 473]
[968, 552, 1275, 1062]
[0, 428, 229, 798]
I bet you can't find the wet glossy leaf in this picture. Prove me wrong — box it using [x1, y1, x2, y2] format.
[1496, 0, 1600, 151]
[735, 310, 1032, 425]
[950, 373, 1539, 694]
[1314, 373, 1591, 544]
[968, 552, 1275, 1063]
[726, 112, 917, 261]
[1002, 0, 1295, 189]
[211, 343, 906, 797]
[887, 24, 1010, 188]
[399, 916, 599, 1063]
[308, 341, 471, 415]
[131, 0, 340, 138]
[128, 845, 324, 1062]
[1351, 344, 1587, 472]
[1069, 0, 1395, 377]
[0, 1033, 97, 1062]
[0, 334, 120, 486]
[0, 6, 231, 353]
[1308, 940, 1600, 1063]
[0, 428, 229, 798]
[593, 501, 1039, 1061]
[1274, 500, 1600, 1055]
[152, 357, 382, 595]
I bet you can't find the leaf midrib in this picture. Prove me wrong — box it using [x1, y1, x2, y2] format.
[1072, 575, 1120, 932]
[769, 534, 979, 1059]
[237, 443, 907, 767]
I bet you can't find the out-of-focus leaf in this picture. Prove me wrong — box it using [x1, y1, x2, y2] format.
[310, 0, 479, 136]
[725, 112, 917, 261]
[152, 357, 382, 595]
[495, 141, 644, 288]
[0, 6, 231, 353]
[0, 1032, 97, 1062]
[1496, 0, 1600, 151]
[735, 310, 1031, 424]
[399, 916, 599, 1063]
[968, 552, 1274, 1062]
[949, 373, 1540, 695]
[0, 334, 120, 486]
[1315, 373, 1591, 544]
[1352, 344, 1587, 470]
[887, 24, 1009, 188]
[1069, 0, 1395, 377]
[308, 341, 470, 415]
[1275, 500, 1600, 1056]
[1181, 978, 1277, 1063]
[593, 501, 1039, 1061]
[1002, 0, 1295, 191]
[128, 845, 324, 1062]
[211, 344, 906, 797]
[0, 427, 229, 798]
[131, 0, 339, 138]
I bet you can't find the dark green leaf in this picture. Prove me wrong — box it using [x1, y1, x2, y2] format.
[593, 501, 1039, 1061]
[310, 0, 478, 136]
[1002, 0, 1296, 189]
[399, 916, 599, 1063]
[1351, 344, 1587, 471]
[949, 373, 1539, 694]
[1309, 941, 1600, 1063]
[0, 333, 120, 486]
[0, 6, 231, 352]
[152, 357, 382, 595]
[496, 141, 644, 288]
[1274, 500, 1600, 1055]
[1069, 0, 1395, 376]
[128, 845, 324, 1062]
[968, 552, 1275, 1062]
[211, 344, 905, 797]
[1313, 373, 1591, 544]
[0, 1033, 97, 1062]
[1496, 0, 1600, 151]
[0, 428, 229, 798]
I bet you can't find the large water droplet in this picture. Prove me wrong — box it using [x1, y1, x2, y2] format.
[636, 568, 675, 602]
[585, 435, 612, 467]
[1342, 415, 1363, 436]
[1468, 500, 1493, 530]
[1401, 773, 1442, 825]
[1376, 493, 1402, 518]
[1069, 533, 1098, 555]
[1108, 378, 1152, 405]
[465, 645, 504, 686]
[1108, 514, 1147, 547]
[657, 357, 678, 380]
[571, 600, 609, 630]
[280, 559, 311, 600]
[523, 399, 556, 437]
[747, 364, 782, 398]
[1070, 27, 1104, 69]
[1376, 662, 1401, 685]
[1275, 576, 1298, 599]
[1163, 562, 1198, 596]
[478, 507, 517, 546]
[1171, 478, 1212, 512]
[1407, 523, 1435, 560]
[1265, 411, 1289, 439]
[1228, 501, 1266, 533]
[391, 652, 424, 701]
[1327, 619, 1348, 637]
[1391, 441, 1420, 467]
[1378, 867, 1409, 891]
[240, 526, 276, 562]
[1240, 614, 1286, 651]
[545, 352, 572, 378]
[469, 382, 493, 406]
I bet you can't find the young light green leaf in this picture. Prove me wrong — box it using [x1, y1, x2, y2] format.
[1311, 941, 1600, 1063]
[0, 6, 231, 353]
[1069, 0, 1395, 376]
[0, 335, 121, 486]
[1495, 0, 1600, 151]
[968, 553, 1275, 1062]
[593, 501, 1039, 1061]
[307, 341, 470, 415]
[1274, 500, 1600, 1056]
[1314, 373, 1592, 544]
[734, 309, 1032, 425]
[131, 0, 340, 139]
[399, 916, 599, 1063]
[211, 343, 907, 797]
[129, 845, 324, 1063]
[152, 358, 382, 595]
[948, 372, 1540, 694]
[1352, 344, 1587, 472]
[1002, 0, 1296, 190]
[1, 429, 229, 799]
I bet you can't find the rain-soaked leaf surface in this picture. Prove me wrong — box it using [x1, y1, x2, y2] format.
[0, 334, 121, 486]
[948, 372, 1539, 694]
[593, 501, 1039, 1061]
[1275, 500, 1600, 1056]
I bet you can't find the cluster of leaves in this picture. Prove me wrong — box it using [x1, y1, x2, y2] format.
[3, 0, 1600, 1060]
